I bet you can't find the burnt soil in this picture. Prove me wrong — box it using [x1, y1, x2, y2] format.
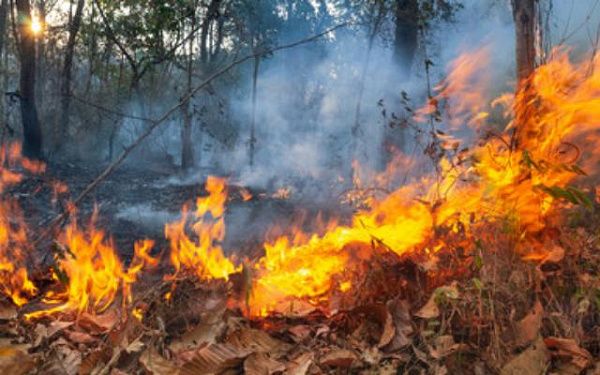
[9, 161, 351, 263]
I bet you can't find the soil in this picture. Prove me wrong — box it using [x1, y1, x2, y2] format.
[9, 161, 351, 262]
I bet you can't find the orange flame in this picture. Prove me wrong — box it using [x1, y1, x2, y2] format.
[2, 45, 597, 321]
[0, 144, 42, 306]
[166, 176, 239, 280]
[28, 210, 157, 318]
[247, 47, 600, 316]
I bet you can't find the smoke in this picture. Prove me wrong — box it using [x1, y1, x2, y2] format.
[111, 0, 599, 200]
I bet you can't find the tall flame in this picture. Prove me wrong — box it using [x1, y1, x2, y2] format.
[0, 144, 43, 306]
[28, 209, 157, 318]
[166, 176, 239, 280]
[248, 47, 600, 316]
[1, 46, 597, 321]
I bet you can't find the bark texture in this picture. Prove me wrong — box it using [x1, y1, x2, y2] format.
[57, 0, 85, 152]
[512, 0, 537, 84]
[16, 0, 43, 159]
[393, 0, 419, 78]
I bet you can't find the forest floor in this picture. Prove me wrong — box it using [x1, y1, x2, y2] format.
[12, 161, 345, 259]
[2, 163, 600, 374]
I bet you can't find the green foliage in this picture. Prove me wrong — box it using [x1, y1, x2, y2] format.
[419, 0, 464, 26]
[522, 150, 592, 209]
[535, 185, 593, 209]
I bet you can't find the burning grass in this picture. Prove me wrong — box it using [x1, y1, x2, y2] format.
[0, 47, 598, 373]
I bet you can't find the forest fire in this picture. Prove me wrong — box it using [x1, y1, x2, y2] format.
[2, 0, 599, 372]
[246, 47, 600, 315]
[27, 215, 157, 318]
[0, 19, 600, 373]
[165, 176, 240, 281]
[0, 144, 42, 307]
[0, 47, 597, 322]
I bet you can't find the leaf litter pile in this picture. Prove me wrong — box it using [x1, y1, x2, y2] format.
[0, 47, 600, 374]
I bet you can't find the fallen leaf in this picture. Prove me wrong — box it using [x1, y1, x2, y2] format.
[170, 321, 225, 353]
[315, 325, 330, 338]
[66, 330, 97, 345]
[288, 325, 312, 343]
[79, 309, 120, 334]
[500, 336, 549, 375]
[0, 346, 36, 375]
[319, 349, 357, 368]
[414, 296, 439, 319]
[0, 304, 17, 320]
[79, 347, 112, 375]
[179, 343, 250, 375]
[41, 344, 82, 375]
[125, 337, 145, 354]
[386, 299, 413, 350]
[415, 284, 459, 319]
[544, 337, 592, 373]
[429, 335, 467, 359]
[140, 348, 180, 375]
[432, 364, 449, 375]
[377, 307, 395, 348]
[412, 345, 429, 364]
[34, 321, 74, 346]
[361, 347, 382, 365]
[285, 352, 313, 375]
[226, 328, 290, 358]
[515, 300, 543, 347]
[243, 352, 285, 375]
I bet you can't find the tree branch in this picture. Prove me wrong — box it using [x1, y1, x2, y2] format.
[33, 22, 350, 246]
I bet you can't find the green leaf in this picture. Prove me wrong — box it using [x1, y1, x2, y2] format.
[522, 150, 539, 170]
[570, 164, 588, 176]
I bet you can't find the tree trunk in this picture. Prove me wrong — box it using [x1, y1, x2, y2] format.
[181, 101, 194, 170]
[382, 0, 419, 164]
[393, 0, 418, 78]
[56, 0, 85, 153]
[511, 0, 538, 150]
[249, 55, 260, 167]
[0, 0, 8, 133]
[16, 0, 43, 159]
[351, 1, 384, 176]
[181, 11, 196, 171]
[35, 0, 45, 110]
[512, 0, 537, 84]
[200, 0, 220, 64]
[0, 0, 8, 58]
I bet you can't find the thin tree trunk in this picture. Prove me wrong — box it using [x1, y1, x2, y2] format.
[511, 0, 538, 150]
[393, 0, 418, 78]
[16, 0, 43, 159]
[35, 0, 45, 110]
[1, 48, 8, 143]
[382, 0, 419, 163]
[0, 0, 8, 133]
[351, 1, 384, 174]
[200, 0, 220, 64]
[108, 56, 124, 161]
[181, 12, 196, 170]
[512, 0, 537, 84]
[249, 55, 260, 167]
[0, 0, 8, 58]
[56, 0, 84, 153]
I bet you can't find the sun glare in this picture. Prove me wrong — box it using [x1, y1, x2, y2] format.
[30, 15, 42, 35]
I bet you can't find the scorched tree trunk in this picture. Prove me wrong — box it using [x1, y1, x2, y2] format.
[16, 0, 43, 159]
